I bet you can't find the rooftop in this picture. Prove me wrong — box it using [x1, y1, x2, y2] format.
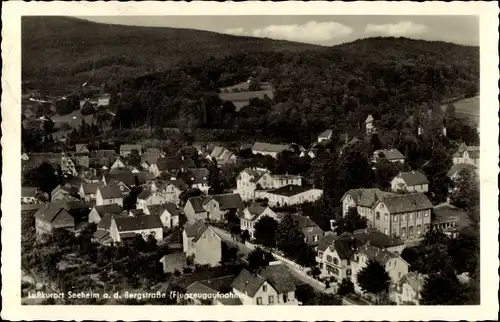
[394, 171, 429, 186]
[252, 142, 290, 154]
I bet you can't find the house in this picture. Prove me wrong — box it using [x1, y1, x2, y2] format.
[90, 149, 116, 169]
[136, 190, 165, 210]
[120, 144, 143, 157]
[97, 94, 111, 107]
[79, 183, 101, 201]
[109, 213, 164, 243]
[144, 203, 181, 229]
[231, 263, 299, 305]
[185, 276, 241, 305]
[350, 243, 409, 294]
[258, 185, 323, 207]
[371, 193, 433, 241]
[184, 193, 245, 222]
[156, 156, 196, 177]
[251, 142, 292, 158]
[290, 214, 324, 246]
[431, 203, 470, 237]
[73, 144, 90, 168]
[452, 144, 480, 166]
[22, 187, 39, 204]
[88, 203, 123, 224]
[317, 129, 333, 143]
[236, 168, 302, 201]
[372, 149, 406, 164]
[183, 221, 209, 256]
[34, 203, 75, 235]
[182, 168, 210, 193]
[189, 225, 224, 266]
[61, 154, 77, 176]
[351, 228, 405, 254]
[316, 233, 357, 281]
[339, 137, 362, 156]
[110, 157, 127, 170]
[103, 170, 150, 190]
[390, 272, 426, 305]
[239, 203, 280, 239]
[93, 211, 127, 245]
[365, 114, 376, 135]
[22, 152, 61, 173]
[51, 185, 78, 202]
[210, 146, 237, 165]
[446, 163, 479, 182]
[96, 185, 124, 206]
[160, 251, 188, 274]
[156, 179, 188, 205]
[83, 172, 100, 184]
[140, 152, 162, 174]
[391, 171, 429, 193]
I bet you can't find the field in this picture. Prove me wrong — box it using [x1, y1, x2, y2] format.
[219, 82, 274, 111]
[451, 96, 480, 126]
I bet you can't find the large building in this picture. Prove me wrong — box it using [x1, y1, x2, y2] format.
[235, 168, 302, 201]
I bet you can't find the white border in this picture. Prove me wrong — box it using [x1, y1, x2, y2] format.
[2, 1, 499, 321]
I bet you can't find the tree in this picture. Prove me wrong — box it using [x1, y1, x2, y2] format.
[253, 216, 279, 247]
[240, 230, 251, 243]
[420, 272, 467, 305]
[401, 247, 424, 272]
[81, 101, 95, 115]
[449, 169, 479, 210]
[310, 266, 321, 279]
[224, 209, 241, 236]
[128, 149, 141, 167]
[208, 160, 224, 194]
[373, 158, 401, 190]
[276, 214, 305, 259]
[337, 277, 355, 296]
[123, 186, 142, 211]
[356, 259, 391, 303]
[43, 117, 55, 134]
[334, 207, 368, 235]
[179, 188, 202, 205]
[22, 162, 60, 195]
[447, 227, 479, 275]
[247, 247, 274, 271]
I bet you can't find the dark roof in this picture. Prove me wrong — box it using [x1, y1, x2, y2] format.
[120, 144, 143, 153]
[120, 232, 138, 239]
[317, 233, 338, 252]
[259, 264, 296, 294]
[163, 179, 188, 191]
[146, 203, 180, 217]
[241, 203, 268, 220]
[75, 144, 89, 154]
[186, 196, 207, 213]
[352, 228, 404, 248]
[184, 221, 209, 238]
[231, 269, 266, 297]
[92, 149, 116, 158]
[137, 190, 152, 200]
[205, 193, 245, 210]
[22, 187, 37, 197]
[185, 168, 210, 185]
[93, 229, 111, 241]
[141, 153, 159, 165]
[341, 188, 394, 208]
[94, 203, 123, 217]
[186, 275, 236, 299]
[98, 185, 123, 199]
[193, 226, 220, 243]
[268, 185, 315, 197]
[97, 212, 126, 230]
[129, 209, 145, 216]
[157, 156, 195, 171]
[446, 163, 478, 177]
[252, 142, 290, 154]
[34, 203, 71, 223]
[358, 243, 399, 264]
[105, 170, 151, 187]
[22, 203, 44, 212]
[374, 149, 405, 161]
[290, 214, 319, 229]
[380, 193, 433, 213]
[81, 183, 100, 194]
[432, 204, 470, 227]
[333, 233, 358, 260]
[113, 214, 163, 231]
[394, 171, 429, 186]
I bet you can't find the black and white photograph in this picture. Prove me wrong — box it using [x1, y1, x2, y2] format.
[2, 1, 498, 321]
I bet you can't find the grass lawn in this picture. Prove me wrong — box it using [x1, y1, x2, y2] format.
[219, 82, 274, 111]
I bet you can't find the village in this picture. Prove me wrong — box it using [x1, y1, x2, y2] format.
[21, 102, 480, 306]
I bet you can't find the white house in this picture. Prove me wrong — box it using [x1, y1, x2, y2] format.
[109, 213, 163, 243]
[258, 185, 323, 207]
[239, 203, 280, 239]
[365, 114, 376, 135]
[79, 183, 101, 201]
[96, 185, 123, 207]
[390, 171, 429, 193]
[251, 142, 292, 159]
[88, 203, 123, 224]
[111, 157, 127, 170]
[22, 187, 39, 204]
[136, 190, 165, 210]
[372, 149, 406, 164]
[452, 144, 479, 166]
[144, 203, 180, 229]
[235, 168, 302, 201]
[231, 263, 299, 305]
[156, 180, 188, 205]
[317, 129, 333, 143]
[390, 272, 426, 305]
[120, 144, 143, 157]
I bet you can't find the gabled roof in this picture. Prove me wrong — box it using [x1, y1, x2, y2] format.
[352, 228, 404, 248]
[193, 226, 221, 243]
[432, 203, 470, 227]
[120, 144, 142, 153]
[186, 196, 207, 213]
[378, 193, 433, 213]
[93, 229, 111, 242]
[92, 149, 116, 158]
[252, 142, 290, 154]
[446, 163, 478, 178]
[318, 129, 333, 139]
[113, 214, 163, 231]
[210, 146, 225, 159]
[453, 144, 480, 158]
[365, 114, 374, 123]
[81, 183, 100, 195]
[357, 243, 400, 264]
[341, 188, 394, 208]
[242, 203, 268, 221]
[317, 233, 338, 252]
[141, 153, 159, 165]
[137, 190, 152, 200]
[163, 179, 188, 191]
[157, 156, 195, 171]
[97, 212, 126, 230]
[259, 264, 296, 294]
[399, 272, 426, 293]
[22, 187, 37, 198]
[268, 185, 317, 197]
[93, 203, 123, 217]
[184, 221, 209, 238]
[374, 149, 405, 161]
[393, 171, 429, 186]
[105, 170, 149, 187]
[290, 214, 319, 229]
[231, 269, 267, 297]
[75, 144, 89, 154]
[187, 275, 237, 298]
[204, 193, 245, 210]
[236, 167, 270, 182]
[147, 203, 180, 217]
[34, 203, 71, 223]
[185, 168, 210, 185]
[98, 185, 123, 199]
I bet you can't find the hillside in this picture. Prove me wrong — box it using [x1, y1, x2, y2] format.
[21, 16, 323, 93]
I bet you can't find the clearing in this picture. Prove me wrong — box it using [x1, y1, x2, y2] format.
[219, 81, 274, 111]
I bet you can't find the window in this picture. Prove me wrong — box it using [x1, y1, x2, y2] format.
[313, 235, 318, 242]
[333, 257, 339, 265]
[388, 261, 391, 267]
[393, 215, 398, 222]
[408, 226, 414, 237]
[384, 228, 388, 235]
[347, 269, 352, 276]
[417, 211, 421, 219]
[262, 285, 267, 292]
[424, 211, 429, 217]
[409, 213, 413, 220]
[384, 214, 388, 222]
[354, 255, 359, 262]
[268, 295, 274, 304]
[417, 225, 422, 236]
[326, 255, 333, 263]
[376, 212, 380, 220]
[398, 272, 402, 278]
[283, 294, 288, 303]
[401, 228, 406, 238]
[304, 236, 308, 242]
[256, 297, 262, 305]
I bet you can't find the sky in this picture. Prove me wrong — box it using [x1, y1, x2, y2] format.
[79, 15, 479, 46]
